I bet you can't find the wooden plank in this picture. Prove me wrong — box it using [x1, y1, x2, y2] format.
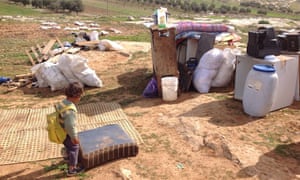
[15, 73, 33, 79]
[42, 39, 56, 55]
[25, 50, 36, 65]
[66, 47, 81, 54]
[55, 37, 64, 49]
[75, 40, 100, 47]
[30, 46, 40, 61]
[25, 38, 68, 65]
[36, 44, 43, 54]
[6, 80, 31, 92]
[150, 27, 178, 96]
[118, 51, 130, 57]
[7, 86, 18, 92]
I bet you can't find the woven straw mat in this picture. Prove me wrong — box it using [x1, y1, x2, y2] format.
[0, 102, 143, 165]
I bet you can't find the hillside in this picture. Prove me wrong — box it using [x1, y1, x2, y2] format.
[1, 0, 300, 18]
[82, 0, 300, 21]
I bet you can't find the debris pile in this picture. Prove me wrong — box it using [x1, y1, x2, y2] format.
[1, 73, 33, 92]
[31, 54, 103, 91]
[1, 28, 127, 92]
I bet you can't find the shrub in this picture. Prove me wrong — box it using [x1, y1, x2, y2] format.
[258, 20, 270, 24]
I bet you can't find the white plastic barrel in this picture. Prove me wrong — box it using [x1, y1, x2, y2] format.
[161, 76, 178, 101]
[243, 64, 278, 117]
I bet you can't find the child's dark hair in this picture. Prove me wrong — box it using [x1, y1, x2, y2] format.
[65, 82, 84, 98]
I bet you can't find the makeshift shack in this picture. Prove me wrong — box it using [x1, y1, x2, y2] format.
[175, 21, 240, 93]
[146, 20, 241, 99]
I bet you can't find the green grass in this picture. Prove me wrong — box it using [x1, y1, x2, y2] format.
[106, 31, 150, 42]
[44, 162, 68, 172]
[254, 131, 288, 149]
[1, 0, 300, 21]
[266, 10, 300, 20]
[0, 1, 42, 16]
[43, 161, 88, 179]
[258, 20, 270, 24]
[84, 0, 155, 17]
[193, 0, 239, 7]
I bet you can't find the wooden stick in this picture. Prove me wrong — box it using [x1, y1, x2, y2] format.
[25, 50, 36, 65]
[42, 39, 56, 55]
[6, 81, 32, 92]
[15, 73, 33, 79]
[56, 37, 64, 49]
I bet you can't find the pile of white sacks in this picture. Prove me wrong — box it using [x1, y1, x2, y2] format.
[193, 48, 241, 93]
[31, 54, 103, 91]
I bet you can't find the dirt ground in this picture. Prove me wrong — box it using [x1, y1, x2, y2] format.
[0, 18, 299, 180]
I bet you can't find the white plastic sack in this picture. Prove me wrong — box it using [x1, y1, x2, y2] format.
[198, 48, 225, 70]
[47, 55, 60, 64]
[69, 54, 103, 87]
[98, 39, 124, 51]
[57, 54, 81, 83]
[90, 30, 99, 41]
[192, 48, 225, 93]
[211, 48, 236, 87]
[31, 63, 48, 88]
[40, 62, 69, 91]
[76, 68, 103, 87]
[69, 55, 89, 72]
[193, 68, 218, 93]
